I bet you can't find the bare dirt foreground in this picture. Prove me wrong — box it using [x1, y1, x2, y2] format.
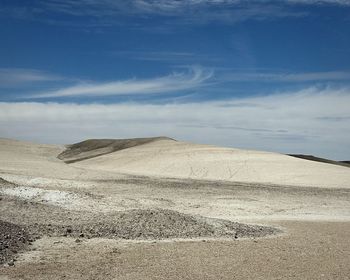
[1, 137, 350, 279]
[2, 221, 349, 280]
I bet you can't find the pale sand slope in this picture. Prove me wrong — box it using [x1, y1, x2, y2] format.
[0, 138, 76, 178]
[73, 139, 350, 188]
[0, 138, 126, 182]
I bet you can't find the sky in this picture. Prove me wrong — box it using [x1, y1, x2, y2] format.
[0, 0, 350, 160]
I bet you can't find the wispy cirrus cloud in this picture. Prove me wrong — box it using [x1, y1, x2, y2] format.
[0, 68, 62, 87]
[2, 0, 349, 29]
[4, 67, 350, 101]
[40, 0, 350, 18]
[220, 71, 350, 82]
[29, 66, 213, 98]
[288, 0, 350, 5]
[0, 1, 309, 27]
[111, 51, 221, 63]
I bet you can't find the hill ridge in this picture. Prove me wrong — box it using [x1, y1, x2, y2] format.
[288, 154, 350, 168]
[58, 136, 175, 163]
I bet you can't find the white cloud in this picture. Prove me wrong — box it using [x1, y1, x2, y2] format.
[29, 66, 213, 98]
[34, 0, 307, 25]
[220, 71, 350, 82]
[42, 0, 350, 17]
[4, 0, 349, 28]
[288, 0, 350, 5]
[0, 68, 62, 87]
[111, 51, 221, 63]
[132, 0, 242, 14]
[1, 86, 349, 159]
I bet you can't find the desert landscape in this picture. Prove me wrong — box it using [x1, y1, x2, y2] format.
[2, 0, 350, 279]
[0, 136, 349, 280]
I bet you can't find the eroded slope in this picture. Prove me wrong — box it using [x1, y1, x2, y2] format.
[58, 136, 174, 163]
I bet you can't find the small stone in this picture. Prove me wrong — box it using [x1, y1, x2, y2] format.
[8, 260, 15, 266]
[75, 239, 82, 243]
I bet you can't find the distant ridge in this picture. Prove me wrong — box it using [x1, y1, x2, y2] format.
[58, 136, 175, 163]
[288, 154, 350, 168]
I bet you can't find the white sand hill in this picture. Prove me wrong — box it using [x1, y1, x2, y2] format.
[1, 137, 349, 188]
[71, 138, 350, 188]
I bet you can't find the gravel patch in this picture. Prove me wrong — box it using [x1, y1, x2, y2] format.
[0, 206, 280, 266]
[0, 177, 281, 266]
[0, 221, 34, 265]
[28, 209, 279, 240]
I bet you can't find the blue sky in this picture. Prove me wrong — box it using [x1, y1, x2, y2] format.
[0, 0, 350, 159]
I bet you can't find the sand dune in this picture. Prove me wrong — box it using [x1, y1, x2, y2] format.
[0, 138, 69, 177]
[1, 137, 350, 188]
[71, 138, 350, 188]
[0, 138, 125, 181]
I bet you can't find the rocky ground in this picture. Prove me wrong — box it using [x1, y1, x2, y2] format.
[0, 186, 279, 267]
[0, 221, 33, 266]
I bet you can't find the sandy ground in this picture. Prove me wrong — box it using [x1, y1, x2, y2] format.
[2, 221, 350, 280]
[1, 138, 350, 279]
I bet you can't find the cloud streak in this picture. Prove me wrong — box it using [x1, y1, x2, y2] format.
[0, 0, 310, 27]
[111, 51, 221, 63]
[220, 71, 350, 82]
[2, 0, 349, 29]
[0, 68, 62, 87]
[29, 66, 213, 98]
[40, 0, 350, 18]
[288, 0, 350, 5]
